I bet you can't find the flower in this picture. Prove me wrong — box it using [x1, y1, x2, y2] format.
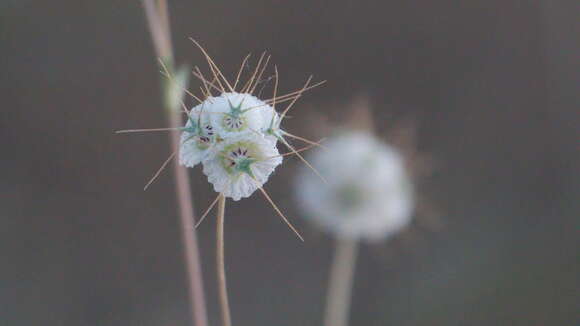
[178, 102, 216, 167]
[179, 91, 280, 167]
[295, 131, 414, 240]
[206, 92, 270, 139]
[202, 133, 282, 201]
[177, 91, 284, 200]
[120, 46, 325, 215]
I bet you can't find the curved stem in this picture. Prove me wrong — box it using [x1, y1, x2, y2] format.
[216, 195, 232, 326]
[323, 238, 359, 326]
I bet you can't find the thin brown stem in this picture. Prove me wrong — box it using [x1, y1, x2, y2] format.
[323, 238, 359, 326]
[159, 58, 203, 103]
[140, 2, 209, 326]
[142, 0, 171, 59]
[216, 195, 232, 326]
[155, 0, 172, 52]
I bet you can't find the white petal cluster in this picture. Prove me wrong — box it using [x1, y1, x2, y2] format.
[295, 131, 414, 241]
[179, 92, 282, 201]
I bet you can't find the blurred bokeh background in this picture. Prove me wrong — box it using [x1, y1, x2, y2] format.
[1, 0, 578, 325]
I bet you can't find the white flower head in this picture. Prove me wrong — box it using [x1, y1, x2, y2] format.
[119, 44, 325, 239]
[207, 92, 270, 139]
[178, 102, 217, 167]
[202, 133, 282, 201]
[179, 92, 279, 167]
[295, 131, 414, 241]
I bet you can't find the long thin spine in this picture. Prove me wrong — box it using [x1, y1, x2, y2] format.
[194, 193, 222, 228]
[233, 53, 252, 91]
[279, 76, 312, 121]
[264, 80, 327, 103]
[253, 181, 304, 241]
[264, 142, 319, 160]
[279, 137, 328, 184]
[143, 150, 176, 190]
[249, 55, 271, 94]
[282, 131, 328, 149]
[116, 127, 184, 134]
[241, 52, 266, 93]
[192, 68, 222, 93]
[189, 38, 234, 92]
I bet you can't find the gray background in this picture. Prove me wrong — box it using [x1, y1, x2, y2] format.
[1, 0, 578, 325]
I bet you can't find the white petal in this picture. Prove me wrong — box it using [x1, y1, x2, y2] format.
[202, 133, 282, 201]
[178, 105, 213, 168]
[207, 92, 267, 138]
[179, 134, 207, 167]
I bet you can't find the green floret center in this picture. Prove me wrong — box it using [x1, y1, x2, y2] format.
[222, 98, 248, 131]
[222, 114, 247, 131]
[219, 141, 263, 177]
[234, 158, 256, 177]
[336, 183, 363, 211]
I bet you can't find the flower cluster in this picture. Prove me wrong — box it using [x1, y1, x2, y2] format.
[179, 92, 284, 201]
[119, 45, 324, 237]
[295, 131, 414, 241]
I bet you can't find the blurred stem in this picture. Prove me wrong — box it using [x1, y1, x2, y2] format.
[324, 238, 359, 326]
[141, 1, 209, 326]
[216, 195, 232, 326]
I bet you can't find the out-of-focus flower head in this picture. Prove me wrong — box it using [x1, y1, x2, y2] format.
[294, 94, 439, 242]
[296, 130, 414, 240]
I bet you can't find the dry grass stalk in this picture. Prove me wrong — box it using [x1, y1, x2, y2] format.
[140, 1, 209, 326]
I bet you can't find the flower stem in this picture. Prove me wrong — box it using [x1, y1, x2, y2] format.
[216, 195, 232, 326]
[141, 1, 209, 326]
[323, 238, 359, 326]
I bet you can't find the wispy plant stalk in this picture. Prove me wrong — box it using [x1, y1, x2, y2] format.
[216, 195, 232, 326]
[141, 1, 209, 326]
[323, 238, 359, 326]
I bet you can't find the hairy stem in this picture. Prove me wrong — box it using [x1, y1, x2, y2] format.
[141, 1, 209, 326]
[323, 238, 359, 326]
[216, 195, 232, 326]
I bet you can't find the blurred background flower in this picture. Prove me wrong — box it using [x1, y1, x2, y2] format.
[296, 130, 414, 241]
